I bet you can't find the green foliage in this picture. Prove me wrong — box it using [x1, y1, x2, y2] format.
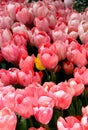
[28, 0, 38, 2]
[16, 116, 28, 130]
[73, 0, 88, 12]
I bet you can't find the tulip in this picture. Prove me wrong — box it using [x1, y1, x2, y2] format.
[67, 40, 87, 67]
[50, 82, 73, 109]
[0, 107, 17, 130]
[15, 88, 33, 118]
[0, 85, 15, 110]
[68, 78, 85, 96]
[39, 44, 59, 69]
[16, 6, 30, 24]
[0, 69, 11, 86]
[34, 106, 53, 124]
[74, 67, 88, 85]
[0, 29, 12, 47]
[57, 116, 82, 130]
[19, 54, 35, 73]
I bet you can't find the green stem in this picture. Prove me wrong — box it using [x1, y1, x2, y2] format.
[51, 71, 56, 83]
[29, 117, 34, 127]
[75, 97, 79, 115]
[61, 109, 64, 117]
[43, 124, 50, 130]
[45, 70, 50, 81]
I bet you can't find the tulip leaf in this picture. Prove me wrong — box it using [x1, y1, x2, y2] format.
[16, 118, 27, 130]
[73, 0, 88, 12]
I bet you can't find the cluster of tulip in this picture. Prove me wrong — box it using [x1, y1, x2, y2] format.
[0, 0, 88, 130]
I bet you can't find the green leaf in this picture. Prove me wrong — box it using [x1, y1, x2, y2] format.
[16, 118, 27, 130]
[73, 0, 88, 12]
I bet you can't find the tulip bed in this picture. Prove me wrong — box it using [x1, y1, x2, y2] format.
[0, 0, 88, 130]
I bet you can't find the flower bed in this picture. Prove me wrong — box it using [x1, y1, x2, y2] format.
[0, 0, 88, 130]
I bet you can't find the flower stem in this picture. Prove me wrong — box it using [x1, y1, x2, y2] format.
[29, 117, 34, 127]
[44, 124, 50, 130]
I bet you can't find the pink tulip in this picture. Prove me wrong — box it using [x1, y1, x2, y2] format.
[28, 27, 50, 48]
[43, 0, 57, 13]
[46, 13, 57, 29]
[17, 70, 42, 87]
[12, 32, 28, 46]
[0, 107, 17, 130]
[25, 83, 47, 107]
[62, 61, 74, 75]
[43, 81, 55, 92]
[81, 116, 88, 130]
[18, 45, 28, 62]
[28, 27, 40, 46]
[15, 88, 33, 118]
[81, 107, 88, 130]
[8, 68, 18, 85]
[16, 6, 30, 24]
[0, 69, 11, 86]
[57, 116, 82, 130]
[55, 20, 68, 34]
[68, 78, 85, 96]
[32, 1, 49, 17]
[38, 96, 54, 108]
[19, 55, 34, 73]
[33, 71, 43, 85]
[74, 66, 88, 85]
[32, 87, 54, 124]
[5, 2, 20, 21]
[33, 31, 50, 48]
[78, 20, 88, 44]
[0, 15, 13, 29]
[54, 40, 67, 61]
[0, 85, 15, 110]
[83, 8, 88, 21]
[1, 40, 28, 64]
[52, 29, 67, 42]
[54, 90, 72, 110]
[17, 70, 35, 87]
[43, 0, 64, 12]
[39, 44, 59, 69]
[1, 41, 20, 63]
[0, 29, 12, 47]
[67, 40, 87, 67]
[82, 106, 88, 116]
[34, 106, 53, 124]
[50, 82, 72, 109]
[34, 17, 49, 32]
[0, 1, 6, 13]
[68, 12, 81, 39]
[68, 30, 78, 40]
[11, 22, 28, 38]
[51, 20, 68, 42]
